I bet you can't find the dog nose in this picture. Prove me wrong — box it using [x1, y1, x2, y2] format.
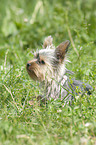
[27, 63, 31, 68]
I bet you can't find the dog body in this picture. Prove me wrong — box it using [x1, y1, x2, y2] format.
[26, 36, 92, 104]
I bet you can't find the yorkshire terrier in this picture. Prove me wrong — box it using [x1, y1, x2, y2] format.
[26, 36, 92, 105]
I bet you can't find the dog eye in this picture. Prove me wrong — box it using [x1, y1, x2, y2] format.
[41, 60, 45, 64]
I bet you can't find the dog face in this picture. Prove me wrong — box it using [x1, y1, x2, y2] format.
[26, 52, 50, 81]
[26, 36, 70, 82]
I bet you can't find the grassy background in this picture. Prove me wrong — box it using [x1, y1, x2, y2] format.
[0, 0, 96, 144]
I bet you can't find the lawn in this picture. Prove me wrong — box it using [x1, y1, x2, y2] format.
[0, 0, 96, 144]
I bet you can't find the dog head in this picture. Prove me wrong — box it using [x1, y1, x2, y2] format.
[26, 36, 70, 82]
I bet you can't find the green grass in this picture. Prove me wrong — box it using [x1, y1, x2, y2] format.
[0, 0, 96, 144]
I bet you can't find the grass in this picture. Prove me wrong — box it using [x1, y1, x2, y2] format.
[0, 0, 96, 144]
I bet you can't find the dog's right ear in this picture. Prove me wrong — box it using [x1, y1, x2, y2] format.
[43, 36, 53, 48]
[55, 40, 70, 62]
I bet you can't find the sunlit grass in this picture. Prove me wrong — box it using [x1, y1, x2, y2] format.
[0, 0, 96, 144]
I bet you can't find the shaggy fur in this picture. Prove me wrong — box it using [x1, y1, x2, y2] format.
[26, 36, 92, 104]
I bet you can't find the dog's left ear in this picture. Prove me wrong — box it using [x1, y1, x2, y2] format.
[43, 36, 53, 48]
[55, 40, 70, 62]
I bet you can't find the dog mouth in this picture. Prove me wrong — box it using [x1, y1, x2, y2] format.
[27, 68, 39, 80]
[26, 66, 43, 81]
[27, 67, 32, 72]
[26, 62, 45, 81]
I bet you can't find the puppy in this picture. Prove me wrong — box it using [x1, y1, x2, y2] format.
[26, 36, 92, 104]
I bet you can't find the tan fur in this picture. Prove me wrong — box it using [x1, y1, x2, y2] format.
[43, 35, 53, 48]
[26, 36, 71, 102]
[26, 36, 92, 103]
[26, 60, 44, 81]
[55, 40, 70, 62]
[26, 36, 70, 83]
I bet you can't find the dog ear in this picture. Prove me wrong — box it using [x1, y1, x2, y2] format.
[55, 40, 70, 62]
[43, 36, 53, 48]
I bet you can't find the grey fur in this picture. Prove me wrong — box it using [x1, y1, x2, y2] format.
[26, 36, 93, 105]
[42, 73, 93, 104]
